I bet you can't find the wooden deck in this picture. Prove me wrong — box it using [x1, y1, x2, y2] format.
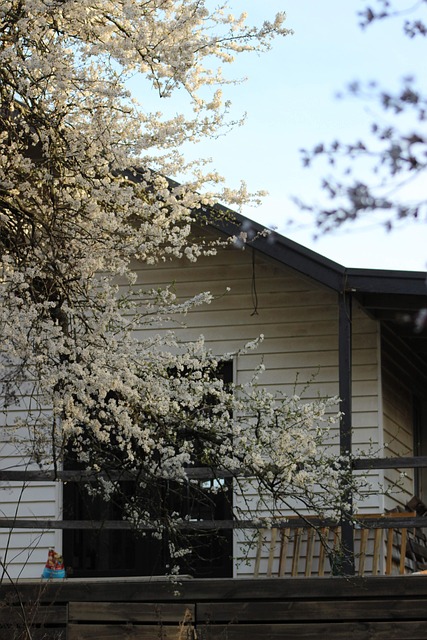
[2, 575, 427, 639]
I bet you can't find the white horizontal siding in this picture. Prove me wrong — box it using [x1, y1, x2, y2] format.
[0, 489, 57, 518]
[0, 241, 384, 579]
[0, 406, 62, 578]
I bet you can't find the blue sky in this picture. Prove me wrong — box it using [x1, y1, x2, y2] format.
[183, 1, 427, 271]
[133, 1, 427, 271]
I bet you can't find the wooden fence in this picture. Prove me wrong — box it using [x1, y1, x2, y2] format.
[1, 576, 427, 639]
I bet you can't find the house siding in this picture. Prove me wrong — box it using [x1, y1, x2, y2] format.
[351, 305, 383, 517]
[383, 373, 413, 506]
[0, 242, 382, 578]
[0, 405, 62, 579]
[131, 246, 381, 578]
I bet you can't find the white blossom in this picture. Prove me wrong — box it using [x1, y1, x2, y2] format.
[0, 2, 366, 575]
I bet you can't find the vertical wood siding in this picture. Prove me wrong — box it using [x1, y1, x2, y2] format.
[383, 373, 413, 511]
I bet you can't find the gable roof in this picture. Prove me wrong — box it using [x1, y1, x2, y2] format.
[209, 205, 427, 362]
[210, 204, 427, 296]
[130, 169, 427, 359]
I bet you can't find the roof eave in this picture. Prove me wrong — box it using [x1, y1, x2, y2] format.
[128, 169, 427, 297]
[209, 206, 346, 292]
[209, 206, 427, 297]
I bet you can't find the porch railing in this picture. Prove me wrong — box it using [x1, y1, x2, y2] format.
[254, 511, 427, 578]
[2, 456, 427, 576]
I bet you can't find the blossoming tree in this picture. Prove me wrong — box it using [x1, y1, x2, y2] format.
[298, 0, 427, 234]
[0, 0, 357, 574]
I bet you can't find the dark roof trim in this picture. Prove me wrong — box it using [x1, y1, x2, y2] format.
[210, 206, 346, 291]
[128, 169, 427, 297]
[343, 269, 427, 296]
[209, 206, 427, 296]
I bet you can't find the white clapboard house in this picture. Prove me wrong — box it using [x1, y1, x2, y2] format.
[1, 206, 427, 580]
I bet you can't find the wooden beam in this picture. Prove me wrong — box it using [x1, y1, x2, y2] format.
[3, 515, 425, 530]
[353, 456, 427, 470]
[5, 575, 427, 603]
[0, 467, 239, 482]
[3, 455, 427, 485]
[338, 289, 354, 575]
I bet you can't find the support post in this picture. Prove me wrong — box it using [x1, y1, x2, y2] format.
[337, 289, 354, 575]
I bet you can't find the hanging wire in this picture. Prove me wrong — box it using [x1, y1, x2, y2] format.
[251, 248, 259, 316]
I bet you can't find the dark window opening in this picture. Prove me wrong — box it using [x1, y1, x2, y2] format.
[63, 361, 233, 578]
